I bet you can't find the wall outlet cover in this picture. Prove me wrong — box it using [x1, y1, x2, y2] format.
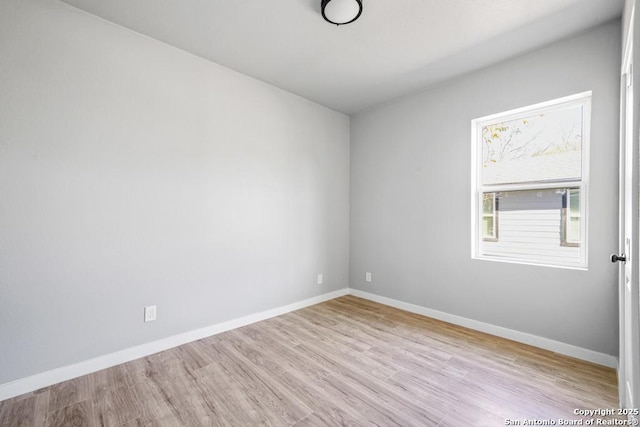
[144, 305, 157, 322]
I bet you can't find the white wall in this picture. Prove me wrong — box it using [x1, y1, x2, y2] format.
[0, 0, 349, 385]
[350, 21, 621, 356]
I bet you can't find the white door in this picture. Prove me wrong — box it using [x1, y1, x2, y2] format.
[618, 9, 640, 410]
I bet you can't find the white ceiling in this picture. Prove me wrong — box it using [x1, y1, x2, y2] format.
[59, 0, 624, 114]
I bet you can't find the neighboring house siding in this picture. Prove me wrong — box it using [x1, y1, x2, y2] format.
[483, 189, 580, 264]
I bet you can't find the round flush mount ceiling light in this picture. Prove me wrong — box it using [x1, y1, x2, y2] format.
[321, 0, 363, 26]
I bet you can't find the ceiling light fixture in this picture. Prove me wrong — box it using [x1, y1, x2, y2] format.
[321, 0, 363, 26]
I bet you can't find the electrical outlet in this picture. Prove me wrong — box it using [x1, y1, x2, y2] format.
[317, 274, 323, 284]
[365, 272, 372, 282]
[144, 305, 157, 322]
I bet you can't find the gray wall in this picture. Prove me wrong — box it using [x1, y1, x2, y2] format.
[350, 21, 621, 356]
[0, 0, 349, 384]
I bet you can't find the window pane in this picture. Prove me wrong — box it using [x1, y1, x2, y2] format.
[569, 189, 580, 216]
[483, 193, 495, 215]
[483, 217, 494, 239]
[567, 189, 580, 243]
[482, 105, 583, 185]
[567, 218, 580, 243]
[481, 188, 581, 265]
[482, 193, 496, 239]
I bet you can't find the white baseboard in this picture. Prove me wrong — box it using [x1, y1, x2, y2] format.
[349, 289, 618, 369]
[0, 286, 617, 402]
[0, 288, 349, 402]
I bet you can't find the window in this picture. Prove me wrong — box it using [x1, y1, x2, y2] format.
[483, 193, 498, 241]
[561, 188, 580, 246]
[471, 92, 590, 269]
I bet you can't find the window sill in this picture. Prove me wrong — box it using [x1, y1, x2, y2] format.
[471, 254, 588, 271]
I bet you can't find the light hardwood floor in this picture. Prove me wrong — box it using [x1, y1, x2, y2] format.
[0, 295, 623, 426]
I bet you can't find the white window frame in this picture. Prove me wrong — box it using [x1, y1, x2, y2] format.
[470, 92, 591, 269]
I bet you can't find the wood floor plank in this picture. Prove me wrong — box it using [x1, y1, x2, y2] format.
[122, 358, 187, 426]
[291, 408, 367, 427]
[47, 376, 90, 414]
[0, 395, 40, 427]
[93, 385, 141, 427]
[275, 370, 375, 426]
[0, 295, 623, 426]
[227, 322, 333, 383]
[44, 400, 95, 427]
[209, 340, 312, 425]
[87, 364, 132, 401]
[194, 361, 261, 426]
[220, 329, 288, 377]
